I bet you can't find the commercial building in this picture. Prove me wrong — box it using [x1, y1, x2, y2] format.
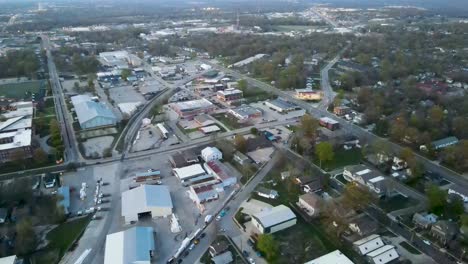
[71, 95, 117, 130]
[194, 114, 215, 127]
[104, 226, 155, 264]
[252, 205, 296, 234]
[0, 116, 32, 133]
[188, 184, 220, 204]
[319, 117, 340, 131]
[121, 185, 173, 223]
[170, 98, 215, 120]
[295, 89, 322, 101]
[0, 129, 32, 163]
[333, 106, 352, 116]
[431, 136, 459, 150]
[99, 51, 130, 68]
[201, 147, 223, 162]
[169, 150, 198, 168]
[366, 245, 399, 264]
[217, 88, 243, 102]
[204, 160, 237, 187]
[304, 250, 354, 264]
[265, 98, 297, 113]
[228, 105, 262, 121]
[173, 164, 207, 182]
[352, 234, 385, 256]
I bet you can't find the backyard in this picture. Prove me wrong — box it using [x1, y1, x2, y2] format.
[314, 148, 363, 171]
[378, 193, 419, 213]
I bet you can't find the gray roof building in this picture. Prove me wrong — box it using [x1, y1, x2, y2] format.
[431, 136, 459, 150]
[71, 95, 117, 130]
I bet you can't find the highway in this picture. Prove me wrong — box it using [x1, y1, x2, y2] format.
[204, 60, 468, 189]
[41, 35, 82, 163]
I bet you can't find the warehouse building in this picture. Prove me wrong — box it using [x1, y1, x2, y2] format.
[104, 226, 155, 264]
[71, 95, 117, 130]
[228, 105, 262, 121]
[173, 164, 207, 182]
[204, 160, 237, 188]
[170, 98, 215, 119]
[265, 98, 297, 113]
[252, 205, 296, 234]
[304, 250, 354, 264]
[121, 185, 173, 223]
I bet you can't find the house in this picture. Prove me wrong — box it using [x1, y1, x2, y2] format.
[252, 205, 296, 234]
[201, 147, 223, 162]
[194, 114, 215, 127]
[217, 88, 243, 102]
[295, 175, 315, 186]
[366, 176, 388, 196]
[430, 220, 458, 244]
[343, 165, 387, 195]
[188, 184, 220, 204]
[0, 255, 18, 264]
[71, 95, 117, 130]
[204, 160, 237, 187]
[448, 185, 468, 203]
[348, 215, 378, 237]
[104, 226, 155, 264]
[209, 240, 229, 257]
[297, 193, 321, 217]
[121, 185, 173, 223]
[199, 125, 221, 134]
[333, 106, 351, 116]
[170, 98, 215, 119]
[303, 179, 323, 193]
[304, 250, 354, 264]
[0, 208, 7, 223]
[413, 212, 438, 229]
[265, 98, 297, 113]
[233, 151, 251, 165]
[366, 245, 399, 264]
[211, 251, 233, 264]
[295, 89, 322, 101]
[228, 105, 262, 121]
[319, 117, 340, 131]
[256, 187, 279, 199]
[352, 234, 385, 256]
[431, 136, 459, 150]
[169, 151, 198, 168]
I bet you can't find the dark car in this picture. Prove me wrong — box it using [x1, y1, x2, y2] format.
[247, 239, 255, 247]
[183, 251, 189, 258]
[242, 250, 249, 257]
[177, 259, 183, 264]
[200, 233, 206, 238]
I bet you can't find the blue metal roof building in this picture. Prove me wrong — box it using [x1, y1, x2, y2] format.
[104, 226, 155, 264]
[57, 186, 70, 215]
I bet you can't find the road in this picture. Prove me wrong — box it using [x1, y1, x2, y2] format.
[318, 43, 351, 110]
[41, 35, 82, 163]
[179, 152, 282, 264]
[204, 59, 468, 190]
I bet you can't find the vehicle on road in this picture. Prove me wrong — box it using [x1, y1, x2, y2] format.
[247, 239, 255, 247]
[193, 239, 200, 245]
[204, 215, 213, 224]
[216, 215, 221, 221]
[200, 233, 206, 238]
[188, 243, 195, 251]
[423, 240, 431, 246]
[242, 250, 249, 257]
[248, 257, 256, 264]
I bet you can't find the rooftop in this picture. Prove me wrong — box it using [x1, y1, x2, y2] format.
[0, 129, 32, 151]
[0, 116, 32, 132]
[253, 205, 296, 228]
[173, 164, 206, 180]
[266, 98, 297, 110]
[104, 226, 155, 264]
[304, 250, 354, 264]
[171, 98, 213, 111]
[122, 185, 173, 216]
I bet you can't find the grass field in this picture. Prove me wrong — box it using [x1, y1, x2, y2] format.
[0, 80, 45, 100]
[314, 148, 363, 171]
[378, 194, 418, 213]
[46, 216, 91, 259]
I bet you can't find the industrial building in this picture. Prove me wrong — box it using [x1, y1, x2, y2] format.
[319, 117, 340, 131]
[251, 205, 296, 234]
[228, 105, 262, 121]
[0, 129, 32, 163]
[71, 95, 117, 130]
[104, 226, 155, 264]
[216, 88, 243, 102]
[265, 98, 297, 113]
[170, 98, 215, 119]
[204, 160, 237, 188]
[188, 184, 220, 205]
[304, 250, 354, 264]
[121, 185, 173, 223]
[173, 164, 208, 183]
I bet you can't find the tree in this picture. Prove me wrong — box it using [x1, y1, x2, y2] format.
[15, 218, 38, 255]
[121, 68, 132, 81]
[300, 114, 319, 138]
[233, 135, 247, 153]
[315, 142, 334, 168]
[250, 127, 258, 135]
[256, 234, 279, 262]
[342, 183, 374, 211]
[87, 78, 95, 93]
[73, 81, 80, 90]
[400, 147, 414, 163]
[428, 105, 444, 125]
[447, 196, 464, 219]
[33, 148, 48, 165]
[426, 184, 447, 215]
[237, 79, 248, 91]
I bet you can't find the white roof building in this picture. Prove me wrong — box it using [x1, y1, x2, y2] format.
[366, 245, 399, 264]
[252, 205, 296, 234]
[121, 185, 173, 223]
[353, 234, 385, 256]
[0, 255, 17, 264]
[0, 129, 32, 151]
[173, 164, 207, 182]
[104, 226, 155, 264]
[304, 250, 354, 264]
[0, 116, 32, 132]
[201, 147, 223, 162]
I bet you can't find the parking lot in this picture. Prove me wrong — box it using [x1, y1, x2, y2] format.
[251, 101, 306, 122]
[108, 85, 146, 104]
[131, 124, 181, 152]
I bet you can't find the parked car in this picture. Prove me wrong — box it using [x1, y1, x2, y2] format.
[200, 233, 206, 239]
[242, 250, 249, 257]
[248, 257, 256, 264]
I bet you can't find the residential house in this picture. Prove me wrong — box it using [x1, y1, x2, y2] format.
[304, 250, 354, 264]
[201, 147, 223, 162]
[366, 245, 399, 264]
[353, 234, 385, 256]
[343, 165, 388, 196]
[413, 212, 438, 229]
[256, 187, 279, 199]
[303, 179, 323, 193]
[169, 150, 198, 168]
[0, 208, 7, 223]
[297, 193, 321, 217]
[430, 220, 458, 244]
[233, 151, 251, 165]
[348, 215, 378, 237]
[295, 175, 315, 186]
[209, 241, 229, 257]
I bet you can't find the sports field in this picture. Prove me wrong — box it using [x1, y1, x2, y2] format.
[0, 80, 46, 100]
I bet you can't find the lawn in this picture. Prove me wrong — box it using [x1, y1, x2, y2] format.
[0, 80, 46, 100]
[46, 216, 91, 260]
[399, 241, 421, 255]
[378, 194, 418, 213]
[211, 113, 247, 130]
[314, 148, 363, 171]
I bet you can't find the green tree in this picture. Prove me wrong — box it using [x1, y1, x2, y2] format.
[33, 148, 48, 165]
[15, 218, 38, 255]
[300, 114, 319, 138]
[342, 183, 374, 211]
[250, 127, 259, 135]
[315, 142, 334, 168]
[233, 135, 247, 153]
[121, 68, 132, 81]
[237, 79, 248, 91]
[256, 234, 279, 262]
[426, 184, 447, 215]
